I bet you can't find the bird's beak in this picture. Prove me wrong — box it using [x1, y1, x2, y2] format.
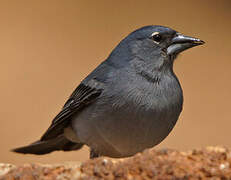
[167, 33, 205, 55]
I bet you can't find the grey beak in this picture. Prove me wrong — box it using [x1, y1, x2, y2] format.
[167, 33, 205, 55]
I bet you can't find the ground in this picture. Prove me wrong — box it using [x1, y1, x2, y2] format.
[1, 146, 231, 179]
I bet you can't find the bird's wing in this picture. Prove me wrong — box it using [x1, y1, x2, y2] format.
[40, 83, 102, 141]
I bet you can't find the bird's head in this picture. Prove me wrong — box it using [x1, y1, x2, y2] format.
[109, 25, 204, 70]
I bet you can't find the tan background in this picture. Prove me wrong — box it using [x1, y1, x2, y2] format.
[0, 0, 230, 165]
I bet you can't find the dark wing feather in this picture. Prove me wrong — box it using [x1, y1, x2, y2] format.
[41, 83, 102, 141]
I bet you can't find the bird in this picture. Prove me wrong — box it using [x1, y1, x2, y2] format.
[12, 25, 204, 159]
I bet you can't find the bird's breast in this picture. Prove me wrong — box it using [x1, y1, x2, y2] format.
[73, 74, 183, 158]
[94, 77, 181, 156]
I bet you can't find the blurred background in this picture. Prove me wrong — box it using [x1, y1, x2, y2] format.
[0, 0, 230, 165]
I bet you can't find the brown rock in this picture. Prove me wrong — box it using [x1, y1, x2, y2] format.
[1, 147, 231, 180]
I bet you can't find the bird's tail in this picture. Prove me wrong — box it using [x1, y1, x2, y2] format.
[12, 135, 83, 155]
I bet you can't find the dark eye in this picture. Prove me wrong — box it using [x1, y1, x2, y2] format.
[151, 33, 162, 43]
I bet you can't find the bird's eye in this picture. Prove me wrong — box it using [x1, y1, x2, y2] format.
[151, 32, 162, 43]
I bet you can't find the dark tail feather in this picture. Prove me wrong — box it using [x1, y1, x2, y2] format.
[12, 135, 83, 155]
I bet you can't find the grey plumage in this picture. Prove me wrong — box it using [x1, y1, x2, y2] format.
[12, 25, 204, 158]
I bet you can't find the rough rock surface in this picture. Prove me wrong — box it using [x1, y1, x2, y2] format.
[1, 147, 231, 180]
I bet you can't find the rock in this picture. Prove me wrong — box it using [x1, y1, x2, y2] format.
[1, 146, 231, 179]
[0, 164, 15, 177]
